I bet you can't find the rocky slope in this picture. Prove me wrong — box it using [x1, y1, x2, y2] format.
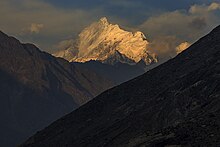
[54, 17, 158, 65]
[22, 25, 220, 147]
[0, 31, 113, 147]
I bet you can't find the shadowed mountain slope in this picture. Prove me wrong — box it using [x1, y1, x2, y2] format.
[0, 31, 113, 147]
[73, 61, 145, 84]
[22, 25, 220, 147]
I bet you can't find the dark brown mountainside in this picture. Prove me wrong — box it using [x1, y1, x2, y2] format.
[0, 31, 113, 147]
[22, 25, 220, 147]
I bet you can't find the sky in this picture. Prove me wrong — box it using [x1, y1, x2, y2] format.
[0, 0, 220, 56]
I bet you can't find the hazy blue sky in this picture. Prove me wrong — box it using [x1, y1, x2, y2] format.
[0, 0, 219, 55]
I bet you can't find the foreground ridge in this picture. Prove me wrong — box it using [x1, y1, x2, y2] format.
[0, 31, 113, 147]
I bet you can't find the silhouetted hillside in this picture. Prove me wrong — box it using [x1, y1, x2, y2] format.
[0, 31, 113, 147]
[22, 25, 220, 147]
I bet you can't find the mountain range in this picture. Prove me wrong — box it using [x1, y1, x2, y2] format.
[54, 17, 159, 84]
[73, 61, 146, 84]
[54, 17, 158, 65]
[21, 25, 220, 147]
[0, 31, 113, 147]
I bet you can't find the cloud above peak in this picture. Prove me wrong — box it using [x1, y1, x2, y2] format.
[140, 2, 220, 39]
[208, 2, 220, 11]
[139, 2, 220, 59]
[189, 2, 220, 14]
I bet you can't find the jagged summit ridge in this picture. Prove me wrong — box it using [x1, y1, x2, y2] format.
[99, 17, 109, 25]
[54, 17, 158, 65]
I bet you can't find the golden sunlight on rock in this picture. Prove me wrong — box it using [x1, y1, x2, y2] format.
[176, 42, 191, 54]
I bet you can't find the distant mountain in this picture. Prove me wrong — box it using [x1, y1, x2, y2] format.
[54, 17, 158, 66]
[54, 17, 158, 84]
[22, 25, 220, 147]
[73, 61, 145, 84]
[0, 31, 113, 147]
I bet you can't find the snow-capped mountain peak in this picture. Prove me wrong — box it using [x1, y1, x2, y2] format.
[99, 17, 109, 25]
[54, 17, 158, 65]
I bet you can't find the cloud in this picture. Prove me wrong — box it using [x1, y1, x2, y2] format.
[0, 0, 102, 51]
[189, 2, 220, 13]
[57, 39, 77, 50]
[28, 23, 44, 34]
[140, 2, 220, 40]
[176, 42, 191, 54]
[189, 17, 207, 30]
[139, 2, 220, 58]
[148, 36, 181, 60]
[208, 2, 220, 11]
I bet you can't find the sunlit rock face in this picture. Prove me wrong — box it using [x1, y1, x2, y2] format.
[176, 42, 191, 54]
[54, 17, 158, 65]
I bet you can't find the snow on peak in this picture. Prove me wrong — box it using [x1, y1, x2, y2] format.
[99, 17, 109, 25]
[54, 17, 158, 65]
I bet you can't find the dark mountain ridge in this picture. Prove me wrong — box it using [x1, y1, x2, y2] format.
[0, 31, 113, 147]
[21, 25, 220, 147]
[73, 60, 145, 84]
